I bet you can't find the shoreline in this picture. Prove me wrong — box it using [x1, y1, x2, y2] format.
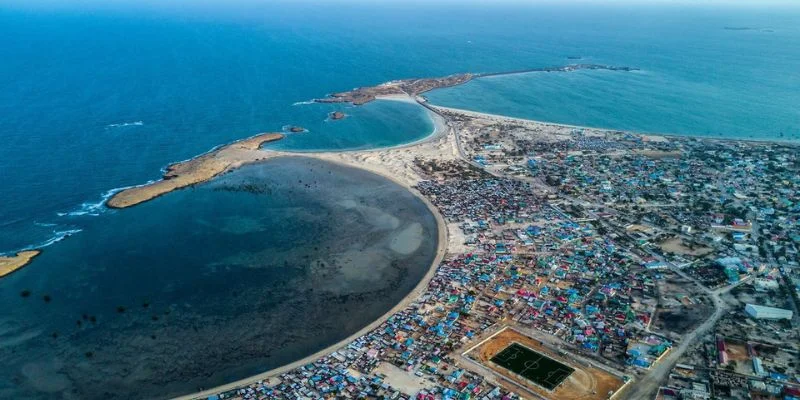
[174, 154, 450, 400]
[269, 94, 448, 155]
[7, 64, 794, 397]
[427, 102, 800, 146]
[0, 250, 41, 278]
[312, 64, 638, 107]
[372, 94, 449, 149]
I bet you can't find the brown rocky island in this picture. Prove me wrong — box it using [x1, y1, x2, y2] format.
[316, 73, 476, 106]
[107, 132, 284, 209]
[0, 250, 41, 278]
[329, 111, 346, 121]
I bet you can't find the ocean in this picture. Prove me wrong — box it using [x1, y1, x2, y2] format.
[0, 1, 798, 398]
[0, 156, 439, 399]
[2, 1, 799, 254]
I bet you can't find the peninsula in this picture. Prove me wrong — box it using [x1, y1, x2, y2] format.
[0, 250, 41, 278]
[314, 64, 638, 106]
[316, 74, 475, 106]
[102, 64, 641, 211]
[105, 64, 639, 210]
[106, 132, 284, 209]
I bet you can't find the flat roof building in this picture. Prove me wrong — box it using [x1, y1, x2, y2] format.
[744, 304, 793, 320]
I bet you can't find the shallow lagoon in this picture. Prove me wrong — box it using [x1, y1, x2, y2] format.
[0, 157, 438, 399]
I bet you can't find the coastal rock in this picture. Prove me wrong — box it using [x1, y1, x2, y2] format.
[330, 112, 346, 121]
[0, 250, 41, 278]
[106, 132, 284, 209]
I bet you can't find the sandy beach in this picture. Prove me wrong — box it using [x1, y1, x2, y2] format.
[0, 250, 41, 278]
[175, 156, 450, 400]
[429, 103, 800, 146]
[171, 95, 458, 399]
[19, 91, 791, 399]
[106, 133, 284, 209]
[95, 92, 659, 399]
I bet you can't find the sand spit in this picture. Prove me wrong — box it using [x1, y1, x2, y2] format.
[106, 133, 284, 209]
[0, 250, 41, 278]
[314, 64, 638, 106]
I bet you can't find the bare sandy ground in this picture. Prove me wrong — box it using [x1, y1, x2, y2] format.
[431, 104, 799, 146]
[0, 250, 41, 278]
[374, 362, 437, 394]
[659, 237, 713, 256]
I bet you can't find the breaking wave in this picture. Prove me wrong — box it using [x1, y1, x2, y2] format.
[56, 187, 124, 217]
[107, 121, 144, 129]
[281, 125, 309, 134]
[35, 229, 83, 249]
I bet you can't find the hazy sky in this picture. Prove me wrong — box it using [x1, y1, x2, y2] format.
[2, 0, 798, 20]
[3, 0, 799, 7]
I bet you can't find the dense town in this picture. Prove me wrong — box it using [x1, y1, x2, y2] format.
[200, 106, 799, 400]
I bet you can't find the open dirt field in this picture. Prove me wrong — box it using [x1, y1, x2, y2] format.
[374, 362, 437, 395]
[726, 342, 750, 362]
[467, 328, 624, 400]
[659, 238, 713, 257]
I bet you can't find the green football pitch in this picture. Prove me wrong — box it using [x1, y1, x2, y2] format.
[490, 343, 575, 391]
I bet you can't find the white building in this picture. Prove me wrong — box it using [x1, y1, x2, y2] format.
[745, 304, 793, 320]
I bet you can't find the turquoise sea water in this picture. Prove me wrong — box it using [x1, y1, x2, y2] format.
[426, 46, 800, 139]
[1, 2, 799, 253]
[1, 1, 799, 398]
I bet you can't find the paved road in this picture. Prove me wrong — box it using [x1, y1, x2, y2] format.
[622, 249, 744, 399]
[625, 298, 728, 399]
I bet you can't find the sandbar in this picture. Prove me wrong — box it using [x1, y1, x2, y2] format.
[0, 250, 41, 278]
[106, 133, 284, 209]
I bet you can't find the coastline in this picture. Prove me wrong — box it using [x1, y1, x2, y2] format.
[277, 94, 448, 155]
[426, 102, 800, 146]
[0, 250, 41, 278]
[106, 132, 284, 209]
[10, 65, 794, 398]
[174, 155, 450, 400]
[312, 64, 638, 108]
[373, 94, 449, 149]
[174, 93, 461, 399]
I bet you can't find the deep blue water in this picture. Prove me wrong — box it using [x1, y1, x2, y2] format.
[0, 157, 438, 399]
[1, 1, 799, 398]
[2, 1, 799, 253]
